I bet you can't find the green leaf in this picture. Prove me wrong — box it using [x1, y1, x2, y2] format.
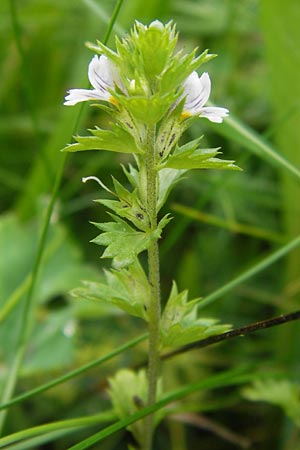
[121, 164, 139, 190]
[157, 168, 186, 211]
[62, 125, 143, 154]
[157, 213, 173, 232]
[159, 49, 215, 95]
[72, 259, 150, 320]
[132, 22, 178, 80]
[94, 177, 150, 231]
[91, 215, 161, 268]
[162, 319, 231, 349]
[108, 369, 147, 431]
[156, 98, 187, 161]
[243, 379, 300, 426]
[86, 39, 121, 67]
[108, 369, 163, 447]
[183, 157, 241, 171]
[160, 139, 240, 171]
[114, 91, 179, 125]
[161, 282, 231, 349]
[114, 21, 178, 83]
[0, 214, 97, 374]
[97, 199, 149, 232]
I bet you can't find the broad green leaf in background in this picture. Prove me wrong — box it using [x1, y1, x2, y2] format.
[0, 214, 98, 378]
[243, 379, 300, 427]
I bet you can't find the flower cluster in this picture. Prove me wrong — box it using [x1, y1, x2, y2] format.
[63, 20, 237, 270]
[64, 26, 228, 124]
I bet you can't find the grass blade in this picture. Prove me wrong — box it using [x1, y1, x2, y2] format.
[171, 202, 285, 243]
[209, 111, 300, 181]
[0, 412, 116, 449]
[198, 234, 300, 310]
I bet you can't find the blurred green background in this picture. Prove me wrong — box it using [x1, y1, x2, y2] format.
[1, 0, 300, 449]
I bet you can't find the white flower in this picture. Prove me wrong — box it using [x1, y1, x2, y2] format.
[182, 71, 229, 123]
[64, 55, 121, 106]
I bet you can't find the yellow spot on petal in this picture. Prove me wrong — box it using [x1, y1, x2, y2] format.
[109, 96, 119, 107]
[180, 111, 192, 121]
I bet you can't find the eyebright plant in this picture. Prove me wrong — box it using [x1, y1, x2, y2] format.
[63, 20, 239, 450]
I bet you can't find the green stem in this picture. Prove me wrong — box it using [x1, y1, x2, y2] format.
[144, 124, 161, 450]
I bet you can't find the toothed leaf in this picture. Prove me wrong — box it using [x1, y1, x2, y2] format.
[72, 258, 150, 320]
[92, 215, 164, 268]
[161, 282, 231, 348]
[161, 139, 240, 171]
[157, 168, 186, 211]
[62, 125, 143, 154]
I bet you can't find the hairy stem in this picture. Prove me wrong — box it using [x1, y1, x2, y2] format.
[144, 124, 161, 450]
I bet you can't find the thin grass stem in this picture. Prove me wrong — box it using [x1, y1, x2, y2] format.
[209, 111, 300, 181]
[0, 412, 116, 449]
[198, 234, 300, 310]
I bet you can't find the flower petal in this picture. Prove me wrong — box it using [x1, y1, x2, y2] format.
[183, 71, 211, 114]
[64, 88, 110, 106]
[200, 106, 229, 123]
[88, 55, 114, 92]
[197, 72, 211, 106]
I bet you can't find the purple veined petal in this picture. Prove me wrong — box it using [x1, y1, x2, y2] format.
[183, 72, 211, 113]
[64, 55, 122, 107]
[88, 55, 114, 92]
[200, 106, 229, 123]
[64, 88, 110, 106]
